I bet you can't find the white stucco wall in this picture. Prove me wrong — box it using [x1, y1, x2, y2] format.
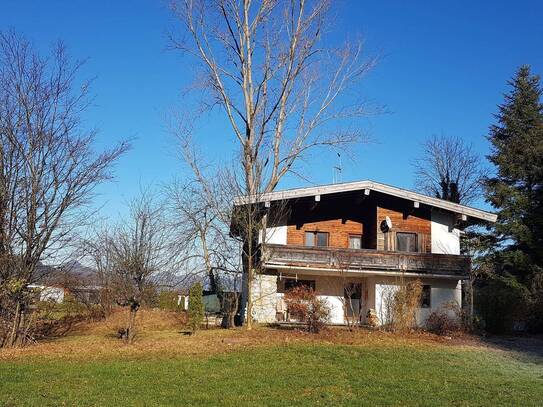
[314, 276, 343, 324]
[258, 226, 287, 245]
[374, 282, 400, 325]
[265, 273, 462, 327]
[366, 276, 462, 327]
[431, 211, 460, 254]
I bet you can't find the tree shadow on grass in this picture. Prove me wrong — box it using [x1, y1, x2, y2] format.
[480, 335, 543, 364]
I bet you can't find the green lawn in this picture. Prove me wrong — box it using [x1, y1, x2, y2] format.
[1, 344, 542, 406]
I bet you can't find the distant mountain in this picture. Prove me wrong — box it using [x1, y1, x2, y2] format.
[39, 260, 100, 288]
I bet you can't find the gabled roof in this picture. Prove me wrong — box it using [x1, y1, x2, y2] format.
[235, 179, 497, 223]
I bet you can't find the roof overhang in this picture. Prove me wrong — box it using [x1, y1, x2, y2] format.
[234, 179, 497, 223]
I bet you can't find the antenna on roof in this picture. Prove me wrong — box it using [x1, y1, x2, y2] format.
[333, 152, 342, 184]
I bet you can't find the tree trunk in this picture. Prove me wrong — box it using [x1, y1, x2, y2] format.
[469, 278, 475, 331]
[127, 305, 138, 344]
[245, 266, 253, 330]
[8, 300, 21, 348]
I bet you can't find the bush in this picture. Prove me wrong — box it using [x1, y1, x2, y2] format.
[158, 291, 182, 311]
[187, 283, 204, 333]
[283, 286, 330, 333]
[527, 272, 543, 333]
[475, 277, 529, 334]
[426, 303, 462, 336]
[32, 296, 106, 339]
[380, 279, 422, 332]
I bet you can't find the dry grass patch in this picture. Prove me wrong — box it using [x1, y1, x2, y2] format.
[0, 308, 492, 362]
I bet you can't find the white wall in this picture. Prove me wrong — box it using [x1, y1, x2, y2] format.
[315, 278, 344, 324]
[259, 226, 287, 245]
[28, 284, 65, 303]
[265, 273, 463, 327]
[41, 286, 65, 303]
[276, 275, 371, 325]
[374, 282, 400, 325]
[431, 211, 460, 254]
[366, 276, 462, 327]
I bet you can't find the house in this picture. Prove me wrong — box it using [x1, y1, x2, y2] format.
[30, 261, 103, 305]
[233, 180, 497, 326]
[28, 284, 66, 303]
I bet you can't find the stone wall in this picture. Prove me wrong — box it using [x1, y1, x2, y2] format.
[251, 274, 278, 323]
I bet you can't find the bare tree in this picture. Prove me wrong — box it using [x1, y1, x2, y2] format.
[166, 168, 241, 328]
[412, 134, 485, 205]
[0, 31, 129, 347]
[79, 224, 116, 315]
[330, 251, 363, 331]
[169, 0, 375, 328]
[412, 134, 488, 328]
[106, 193, 171, 344]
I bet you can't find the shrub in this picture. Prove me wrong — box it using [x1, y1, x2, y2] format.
[526, 272, 543, 333]
[32, 296, 106, 339]
[475, 277, 529, 334]
[380, 279, 422, 332]
[283, 286, 330, 333]
[187, 283, 204, 333]
[391, 279, 422, 331]
[158, 290, 182, 311]
[426, 302, 463, 336]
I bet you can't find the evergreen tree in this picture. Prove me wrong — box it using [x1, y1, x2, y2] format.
[187, 282, 204, 333]
[483, 65, 543, 332]
[486, 65, 543, 282]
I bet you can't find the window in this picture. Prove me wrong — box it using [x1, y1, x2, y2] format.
[305, 231, 329, 247]
[349, 234, 362, 249]
[421, 285, 431, 308]
[344, 283, 362, 299]
[284, 279, 316, 291]
[396, 232, 418, 252]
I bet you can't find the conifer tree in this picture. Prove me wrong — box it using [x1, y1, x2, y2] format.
[485, 65, 543, 284]
[188, 282, 204, 333]
[483, 65, 543, 332]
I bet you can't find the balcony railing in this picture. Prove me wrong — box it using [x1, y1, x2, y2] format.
[262, 244, 470, 277]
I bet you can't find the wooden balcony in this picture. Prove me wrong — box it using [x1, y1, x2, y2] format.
[261, 244, 470, 278]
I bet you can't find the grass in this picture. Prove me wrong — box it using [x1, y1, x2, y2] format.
[1, 310, 542, 406]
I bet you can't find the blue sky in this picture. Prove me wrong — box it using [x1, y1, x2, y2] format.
[2, 0, 542, 218]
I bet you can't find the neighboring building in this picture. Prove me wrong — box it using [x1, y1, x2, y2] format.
[232, 180, 497, 326]
[28, 284, 66, 303]
[31, 261, 102, 305]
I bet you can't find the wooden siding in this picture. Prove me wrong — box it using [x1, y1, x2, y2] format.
[287, 219, 363, 248]
[275, 191, 432, 252]
[376, 206, 432, 253]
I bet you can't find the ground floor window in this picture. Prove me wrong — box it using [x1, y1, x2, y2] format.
[421, 285, 431, 308]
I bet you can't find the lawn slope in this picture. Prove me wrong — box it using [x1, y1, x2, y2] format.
[1, 343, 542, 406]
